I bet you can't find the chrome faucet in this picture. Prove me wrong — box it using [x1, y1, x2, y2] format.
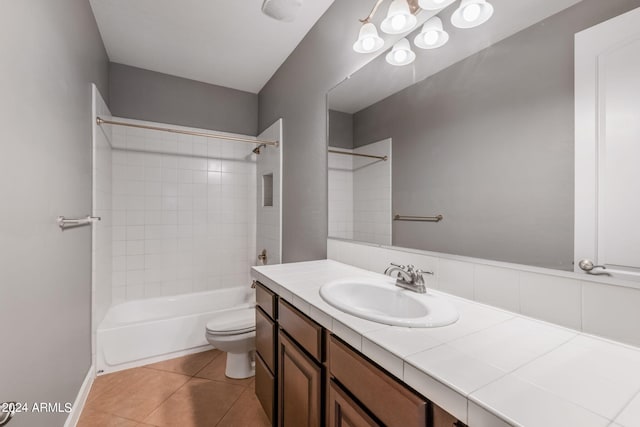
[384, 263, 433, 294]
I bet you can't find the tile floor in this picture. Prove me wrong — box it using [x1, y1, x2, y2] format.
[79, 350, 270, 427]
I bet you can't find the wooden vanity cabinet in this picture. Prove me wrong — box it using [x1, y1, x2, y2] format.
[328, 379, 380, 427]
[255, 282, 278, 425]
[277, 299, 325, 427]
[254, 281, 466, 427]
[278, 330, 323, 427]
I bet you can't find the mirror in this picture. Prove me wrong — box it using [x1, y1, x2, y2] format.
[328, 1, 637, 272]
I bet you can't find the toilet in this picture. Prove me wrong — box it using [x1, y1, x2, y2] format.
[205, 306, 256, 379]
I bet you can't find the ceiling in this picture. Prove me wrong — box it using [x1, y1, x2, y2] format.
[330, 0, 584, 113]
[89, 0, 335, 94]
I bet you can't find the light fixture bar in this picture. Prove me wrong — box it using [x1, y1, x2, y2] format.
[360, 0, 421, 23]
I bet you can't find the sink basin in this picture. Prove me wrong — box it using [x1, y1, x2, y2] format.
[319, 278, 459, 328]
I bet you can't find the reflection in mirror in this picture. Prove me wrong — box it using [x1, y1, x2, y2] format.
[328, 111, 392, 244]
[328, 0, 640, 272]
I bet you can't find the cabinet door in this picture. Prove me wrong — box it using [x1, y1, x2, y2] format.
[278, 330, 322, 427]
[432, 403, 466, 427]
[328, 380, 380, 427]
[256, 353, 275, 424]
[256, 306, 276, 372]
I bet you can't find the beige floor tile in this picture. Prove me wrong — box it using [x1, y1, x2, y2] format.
[145, 349, 222, 377]
[77, 408, 142, 427]
[216, 386, 271, 427]
[86, 367, 190, 422]
[194, 354, 254, 387]
[143, 378, 245, 427]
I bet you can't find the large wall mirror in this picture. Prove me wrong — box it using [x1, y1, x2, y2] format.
[328, 0, 640, 274]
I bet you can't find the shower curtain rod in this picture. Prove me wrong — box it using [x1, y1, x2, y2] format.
[96, 117, 279, 147]
[328, 149, 388, 161]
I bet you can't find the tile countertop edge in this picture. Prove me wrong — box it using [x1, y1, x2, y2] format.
[250, 261, 638, 427]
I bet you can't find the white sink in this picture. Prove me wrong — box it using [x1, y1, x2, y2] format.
[319, 278, 459, 328]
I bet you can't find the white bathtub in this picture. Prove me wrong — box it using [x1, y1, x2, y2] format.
[97, 287, 254, 374]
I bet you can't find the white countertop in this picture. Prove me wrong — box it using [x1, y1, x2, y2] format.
[251, 260, 640, 427]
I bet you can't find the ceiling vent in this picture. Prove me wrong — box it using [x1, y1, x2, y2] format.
[262, 0, 303, 22]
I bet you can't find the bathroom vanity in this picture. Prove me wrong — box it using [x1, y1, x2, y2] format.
[254, 278, 464, 427]
[252, 260, 640, 427]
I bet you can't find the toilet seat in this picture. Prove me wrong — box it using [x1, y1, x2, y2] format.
[206, 307, 255, 336]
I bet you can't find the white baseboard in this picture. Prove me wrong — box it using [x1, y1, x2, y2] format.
[64, 365, 95, 427]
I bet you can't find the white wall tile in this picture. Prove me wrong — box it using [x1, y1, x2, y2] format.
[474, 265, 520, 312]
[520, 272, 582, 330]
[111, 117, 257, 301]
[582, 281, 640, 347]
[438, 258, 474, 299]
[327, 238, 640, 349]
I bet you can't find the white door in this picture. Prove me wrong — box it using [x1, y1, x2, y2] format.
[575, 7, 640, 280]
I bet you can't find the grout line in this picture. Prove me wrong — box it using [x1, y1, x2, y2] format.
[214, 383, 253, 426]
[610, 387, 640, 424]
[138, 374, 193, 424]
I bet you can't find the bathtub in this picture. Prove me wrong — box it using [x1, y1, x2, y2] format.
[97, 287, 254, 374]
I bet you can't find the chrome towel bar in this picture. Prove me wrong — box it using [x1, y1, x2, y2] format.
[394, 214, 443, 222]
[57, 215, 101, 230]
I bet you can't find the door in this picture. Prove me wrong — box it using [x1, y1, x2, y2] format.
[278, 331, 322, 427]
[575, 6, 640, 280]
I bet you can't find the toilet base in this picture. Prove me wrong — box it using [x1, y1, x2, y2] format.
[225, 351, 255, 379]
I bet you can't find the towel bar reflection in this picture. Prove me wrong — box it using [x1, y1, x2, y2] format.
[57, 216, 101, 230]
[394, 214, 443, 222]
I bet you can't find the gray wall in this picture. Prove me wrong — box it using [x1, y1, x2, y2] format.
[259, 0, 380, 262]
[0, 1, 109, 426]
[328, 110, 354, 149]
[110, 63, 259, 136]
[352, 0, 640, 270]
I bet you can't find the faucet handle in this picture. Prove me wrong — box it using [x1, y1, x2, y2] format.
[390, 262, 406, 269]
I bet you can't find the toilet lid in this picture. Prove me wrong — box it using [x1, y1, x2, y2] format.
[206, 307, 255, 335]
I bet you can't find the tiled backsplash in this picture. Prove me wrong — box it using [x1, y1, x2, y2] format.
[110, 118, 257, 302]
[328, 238, 640, 347]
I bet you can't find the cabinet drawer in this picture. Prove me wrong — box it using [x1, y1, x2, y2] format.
[256, 306, 276, 373]
[278, 299, 323, 362]
[255, 353, 275, 424]
[256, 281, 277, 320]
[329, 336, 427, 427]
[328, 380, 381, 427]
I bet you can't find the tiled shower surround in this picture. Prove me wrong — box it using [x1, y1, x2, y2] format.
[110, 118, 256, 302]
[328, 139, 392, 245]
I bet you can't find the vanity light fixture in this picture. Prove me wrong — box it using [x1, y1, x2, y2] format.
[352, 0, 494, 66]
[380, 0, 418, 34]
[386, 38, 416, 66]
[414, 16, 449, 49]
[451, 0, 494, 28]
[353, 22, 385, 53]
[418, 0, 449, 11]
